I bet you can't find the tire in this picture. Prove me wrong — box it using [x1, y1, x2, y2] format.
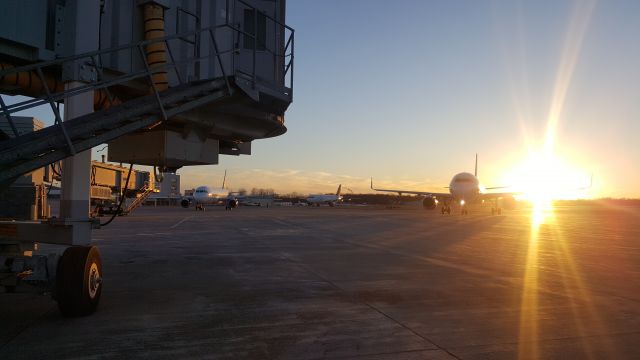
[56, 246, 103, 317]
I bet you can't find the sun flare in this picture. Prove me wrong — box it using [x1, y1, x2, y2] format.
[503, 149, 591, 204]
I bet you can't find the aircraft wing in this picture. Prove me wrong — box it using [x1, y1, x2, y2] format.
[370, 178, 450, 198]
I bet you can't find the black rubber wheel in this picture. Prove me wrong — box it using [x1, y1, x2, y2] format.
[56, 246, 103, 317]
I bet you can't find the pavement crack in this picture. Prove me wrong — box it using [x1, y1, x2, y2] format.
[273, 249, 463, 360]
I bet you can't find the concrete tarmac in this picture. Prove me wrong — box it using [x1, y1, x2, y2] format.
[1, 203, 639, 359]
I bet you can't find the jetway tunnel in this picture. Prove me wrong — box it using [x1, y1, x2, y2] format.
[0, 0, 294, 316]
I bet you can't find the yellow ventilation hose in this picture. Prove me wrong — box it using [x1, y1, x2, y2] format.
[0, 62, 121, 110]
[143, 3, 168, 92]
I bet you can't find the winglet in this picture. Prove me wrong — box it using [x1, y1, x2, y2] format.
[474, 153, 478, 177]
[336, 184, 342, 196]
[222, 169, 227, 189]
[370, 177, 374, 190]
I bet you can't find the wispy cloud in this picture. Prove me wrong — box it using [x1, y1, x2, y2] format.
[178, 167, 443, 195]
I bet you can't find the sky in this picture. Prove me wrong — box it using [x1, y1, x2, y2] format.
[5, 0, 640, 197]
[182, 0, 640, 198]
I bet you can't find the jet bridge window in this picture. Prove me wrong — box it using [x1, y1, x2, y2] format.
[244, 9, 267, 51]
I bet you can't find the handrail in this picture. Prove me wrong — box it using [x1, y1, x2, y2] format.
[0, 18, 293, 75]
[3, 47, 240, 116]
[0, 2, 294, 121]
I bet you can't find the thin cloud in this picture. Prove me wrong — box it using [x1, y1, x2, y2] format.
[179, 167, 443, 194]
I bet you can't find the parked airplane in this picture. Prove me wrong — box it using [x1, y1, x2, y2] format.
[306, 185, 343, 207]
[371, 155, 514, 215]
[181, 170, 239, 211]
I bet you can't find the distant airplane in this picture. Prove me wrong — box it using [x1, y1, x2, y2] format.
[371, 154, 514, 215]
[306, 184, 343, 207]
[181, 170, 239, 211]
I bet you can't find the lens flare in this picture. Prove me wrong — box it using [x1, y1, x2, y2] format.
[509, 1, 599, 358]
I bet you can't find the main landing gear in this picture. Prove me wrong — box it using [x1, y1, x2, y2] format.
[441, 202, 468, 215]
[55, 246, 103, 317]
[491, 198, 502, 215]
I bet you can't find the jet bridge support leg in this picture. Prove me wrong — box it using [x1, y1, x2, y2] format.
[60, 83, 94, 246]
[53, 84, 104, 316]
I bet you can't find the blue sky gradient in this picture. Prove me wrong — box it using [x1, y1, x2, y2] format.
[5, 0, 639, 197]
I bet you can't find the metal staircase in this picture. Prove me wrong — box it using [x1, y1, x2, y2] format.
[124, 185, 155, 215]
[1, 78, 232, 184]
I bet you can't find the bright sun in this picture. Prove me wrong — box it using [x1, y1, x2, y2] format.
[503, 149, 591, 203]
[501, 149, 591, 226]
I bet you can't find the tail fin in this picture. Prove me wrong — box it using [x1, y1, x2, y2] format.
[336, 184, 342, 196]
[221, 169, 227, 188]
[474, 153, 478, 177]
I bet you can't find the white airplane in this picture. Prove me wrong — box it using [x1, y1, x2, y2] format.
[371, 155, 514, 215]
[181, 171, 239, 211]
[306, 185, 343, 207]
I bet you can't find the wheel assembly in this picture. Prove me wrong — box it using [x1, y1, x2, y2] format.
[55, 246, 103, 317]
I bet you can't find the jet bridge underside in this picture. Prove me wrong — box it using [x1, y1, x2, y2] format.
[106, 76, 291, 168]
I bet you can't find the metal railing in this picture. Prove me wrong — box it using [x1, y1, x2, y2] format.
[230, 0, 295, 92]
[0, 0, 294, 150]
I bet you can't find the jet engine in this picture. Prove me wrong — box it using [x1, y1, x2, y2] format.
[422, 196, 437, 210]
[226, 199, 239, 210]
[181, 199, 190, 208]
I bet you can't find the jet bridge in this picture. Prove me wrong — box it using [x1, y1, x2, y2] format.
[0, 0, 293, 316]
